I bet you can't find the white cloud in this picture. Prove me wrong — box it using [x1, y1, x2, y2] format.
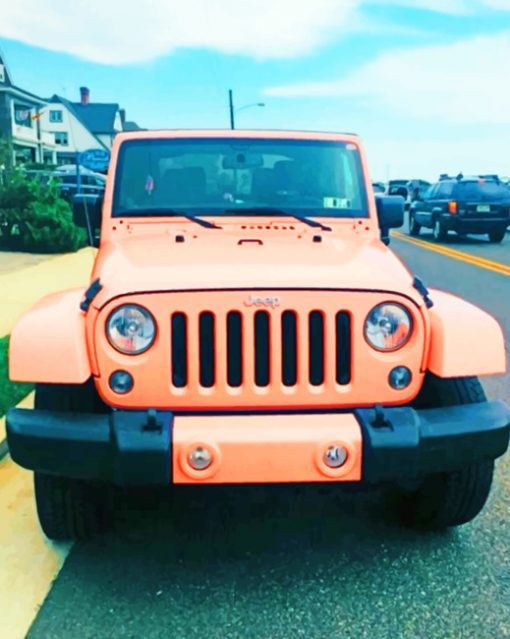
[265, 31, 510, 124]
[0, 0, 508, 65]
[0, 0, 362, 64]
[482, 0, 510, 9]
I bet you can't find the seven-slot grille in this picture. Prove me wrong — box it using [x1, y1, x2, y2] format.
[170, 308, 351, 390]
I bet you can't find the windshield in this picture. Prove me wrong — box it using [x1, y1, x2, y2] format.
[454, 181, 510, 202]
[112, 138, 369, 218]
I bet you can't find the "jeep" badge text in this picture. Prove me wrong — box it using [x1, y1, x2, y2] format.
[244, 295, 281, 308]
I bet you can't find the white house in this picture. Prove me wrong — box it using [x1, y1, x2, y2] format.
[41, 88, 136, 165]
[38, 96, 108, 165]
[0, 49, 56, 165]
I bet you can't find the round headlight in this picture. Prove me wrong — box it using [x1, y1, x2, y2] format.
[106, 304, 156, 355]
[364, 303, 412, 351]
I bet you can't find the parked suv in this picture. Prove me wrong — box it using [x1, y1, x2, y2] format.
[53, 170, 106, 202]
[6, 131, 510, 540]
[409, 175, 510, 243]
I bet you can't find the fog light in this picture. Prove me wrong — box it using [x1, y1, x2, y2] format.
[323, 445, 348, 469]
[389, 366, 412, 390]
[188, 447, 213, 471]
[109, 370, 133, 394]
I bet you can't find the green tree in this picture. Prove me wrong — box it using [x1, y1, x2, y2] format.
[0, 135, 14, 178]
[0, 172, 86, 253]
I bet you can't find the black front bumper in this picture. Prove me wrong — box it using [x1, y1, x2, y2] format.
[6, 402, 510, 485]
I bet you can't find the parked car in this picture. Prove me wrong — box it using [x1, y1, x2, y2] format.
[52, 170, 106, 202]
[409, 175, 510, 243]
[387, 179, 431, 211]
[6, 129, 510, 541]
[407, 179, 431, 202]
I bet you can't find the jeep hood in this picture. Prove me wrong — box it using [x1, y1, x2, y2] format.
[91, 228, 421, 307]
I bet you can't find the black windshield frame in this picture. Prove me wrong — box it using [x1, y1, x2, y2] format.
[112, 137, 370, 219]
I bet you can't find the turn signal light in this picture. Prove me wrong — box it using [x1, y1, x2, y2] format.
[448, 201, 458, 214]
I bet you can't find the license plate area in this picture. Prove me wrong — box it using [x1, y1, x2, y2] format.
[172, 413, 362, 484]
[477, 204, 491, 213]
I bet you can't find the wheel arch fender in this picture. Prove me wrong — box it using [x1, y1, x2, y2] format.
[9, 288, 91, 383]
[426, 289, 506, 378]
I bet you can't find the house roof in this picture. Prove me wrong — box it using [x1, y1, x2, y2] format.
[70, 102, 120, 134]
[123, 120, 144, 131]
[9, 85, 47, 104]
[0, 47, 13, 86]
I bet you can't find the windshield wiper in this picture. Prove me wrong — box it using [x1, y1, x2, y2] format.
[178, 211, 221, 229]
[224, 207, 332, 231]
[116, 208, 221, 229]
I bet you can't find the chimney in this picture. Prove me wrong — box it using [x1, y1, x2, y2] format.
[79, 86, 90, 105]
[119, 108, 126, 125]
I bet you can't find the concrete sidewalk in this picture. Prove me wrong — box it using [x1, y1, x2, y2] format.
[0, 247, 96, 338]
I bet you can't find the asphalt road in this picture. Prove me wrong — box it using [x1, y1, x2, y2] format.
[27, 226, 510, 639]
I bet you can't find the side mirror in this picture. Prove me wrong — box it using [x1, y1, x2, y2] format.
[376, 196, 405, 245]
[73, 194, 102, 247]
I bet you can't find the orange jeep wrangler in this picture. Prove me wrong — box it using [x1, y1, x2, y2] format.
[6, 130, 510, 540]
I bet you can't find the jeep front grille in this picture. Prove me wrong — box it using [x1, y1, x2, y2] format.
[170, 308, 351, 392]
[95, 290, 426, 410]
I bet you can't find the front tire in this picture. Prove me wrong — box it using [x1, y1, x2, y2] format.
[34, 472, 109, 541]
[33, 381, 110, 541]
[400, 375, 495, 529]
[409, 212, 421, 236]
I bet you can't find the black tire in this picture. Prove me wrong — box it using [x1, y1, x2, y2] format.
[432, 218, 447, 242]
[400, 375, 495, 529]
[34, 381, 111, 541]
[409, 212, 421, 236]
[488, 228, 506, 243]
[34, 472, 110, 541]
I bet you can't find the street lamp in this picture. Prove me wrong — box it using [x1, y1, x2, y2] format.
[228, 89, 265, 129]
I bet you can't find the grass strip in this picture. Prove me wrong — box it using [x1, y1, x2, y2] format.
[0, 335, 33, 417]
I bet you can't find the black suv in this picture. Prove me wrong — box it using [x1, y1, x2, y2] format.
[409, 175, 510, 243]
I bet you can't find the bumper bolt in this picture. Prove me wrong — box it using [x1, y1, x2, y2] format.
[188, 447, 213, 471]
[323, 445, 348, 469]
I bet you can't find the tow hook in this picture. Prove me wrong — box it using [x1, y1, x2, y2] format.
[144, 409, 162, 433]
[371, 404, 391, 429]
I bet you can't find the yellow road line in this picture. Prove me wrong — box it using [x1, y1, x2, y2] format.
[0, 455, 72, 639]
[393, 231, 510, 277]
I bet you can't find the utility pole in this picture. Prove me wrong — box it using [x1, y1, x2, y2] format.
[228, 89, 235, 130]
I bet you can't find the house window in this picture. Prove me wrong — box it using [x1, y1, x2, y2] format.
[14, 104, 33, 127]
[54, 132, 69, 146]
[49, 110, 63, 123]
[0, 65, 5, 83]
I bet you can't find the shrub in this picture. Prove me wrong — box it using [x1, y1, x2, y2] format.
[0, 172, 86, 253]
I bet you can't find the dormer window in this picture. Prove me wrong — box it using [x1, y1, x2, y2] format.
[0, 64, 5, 83]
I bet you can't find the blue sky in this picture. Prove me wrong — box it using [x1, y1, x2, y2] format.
[1, 0, 510, 180]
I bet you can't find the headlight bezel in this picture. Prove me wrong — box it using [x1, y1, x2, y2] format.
[364, 302, 413, 353]
[106, 303, 157, 355]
